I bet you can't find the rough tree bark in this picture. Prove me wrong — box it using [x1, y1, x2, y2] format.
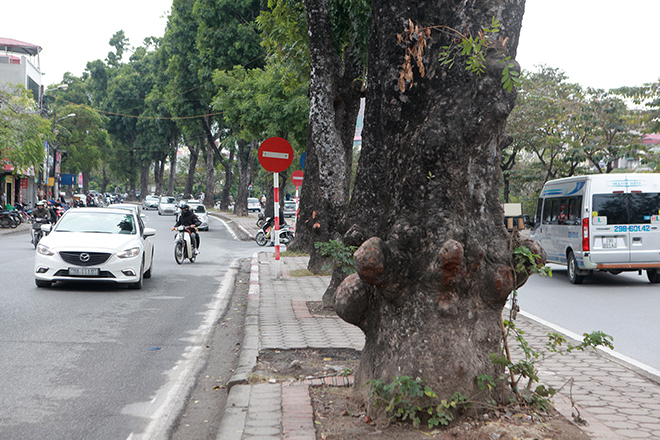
[167, 145, 177, 197]
[204, 139, 215, 208]
[288, 0, 364, 274]
[184, 141, 200, 199]
[139, 159, 150, 200]
[333, 0, 541, 406]
[218, 149, 234, 211]
[234, 139, 255, 216]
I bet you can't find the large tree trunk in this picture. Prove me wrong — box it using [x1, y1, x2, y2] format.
[219, 149, 234, 211]
[139, 159, 150, 200]
[204, 140, 215, 208]
[168, 147, 177, 197]
[155, 155, 165, 195]
[334, 0, 536, 407]
[184, 141, 200, 199]
[234, 139, 255, 216]
[289, 0, 363, 270]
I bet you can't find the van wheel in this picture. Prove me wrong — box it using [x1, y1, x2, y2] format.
[567, 252, 584, 284]
[647, 269, 660, 283]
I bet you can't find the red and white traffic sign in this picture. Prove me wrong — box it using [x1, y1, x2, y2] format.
[258, 137, 294, 173]
[291, 170, 304, 187]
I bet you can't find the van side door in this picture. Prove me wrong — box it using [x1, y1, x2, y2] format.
[628, 191, 660, 263]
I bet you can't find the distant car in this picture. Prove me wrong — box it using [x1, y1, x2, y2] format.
[34, 207, 156, 289]
[142, 195, 159, 210]
[158, 196, 177, 215]
[189, 203, 209, 231]
[248, 198, 261, 212]
[113, 203, 146, 220]
[283, 200, 296, 218]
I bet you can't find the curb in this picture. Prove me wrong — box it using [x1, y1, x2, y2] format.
[227, 252, 260, 389]
[209, 212, 256, 241]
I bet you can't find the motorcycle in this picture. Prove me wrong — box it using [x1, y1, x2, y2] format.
[0, 209, 20, 228]
[31, 218, 50, 248]
[174, 225, 197, 264]
[255, 218, 295, 246]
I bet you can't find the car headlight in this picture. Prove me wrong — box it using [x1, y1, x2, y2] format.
[116, 247, 141, 259]
[36, 243, 55, 256]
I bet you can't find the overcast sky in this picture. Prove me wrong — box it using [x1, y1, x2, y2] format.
[2, 1, 658, 91]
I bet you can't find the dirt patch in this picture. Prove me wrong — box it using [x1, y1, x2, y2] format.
[307, 300, 337, 317]
[251, 348, 360, 381]
[253, 348, 590, 440]
[311, 386, 590, 440]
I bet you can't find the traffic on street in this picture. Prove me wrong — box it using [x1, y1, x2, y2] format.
[0, 210, 254, 439]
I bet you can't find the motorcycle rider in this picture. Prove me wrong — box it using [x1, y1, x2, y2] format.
[33, 201, 50, 221]
[171, 203, 202, 254]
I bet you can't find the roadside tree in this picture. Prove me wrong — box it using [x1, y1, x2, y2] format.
[332, 0, 542, 406]
[0, 84, 51, 172]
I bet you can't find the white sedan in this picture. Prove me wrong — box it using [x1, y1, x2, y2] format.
[189, 203, 209, 231]
[34, 208, 156, 289]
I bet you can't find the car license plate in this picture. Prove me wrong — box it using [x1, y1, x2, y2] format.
[602, 237, 617, 249]
[69, 267, 100, 276]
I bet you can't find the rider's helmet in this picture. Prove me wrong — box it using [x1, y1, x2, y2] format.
[180, 203, 190, 212]
[37, 200, 45, 207]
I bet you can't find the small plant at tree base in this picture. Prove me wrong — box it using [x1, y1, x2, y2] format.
[496, 245, 614, 410]
[314, 240, 358, 275]
[367, 376, 468, 428]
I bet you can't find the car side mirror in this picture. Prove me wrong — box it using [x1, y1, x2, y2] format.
[143, 227, 157, 238]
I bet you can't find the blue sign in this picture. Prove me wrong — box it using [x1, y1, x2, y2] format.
[300, 152, 306, 170]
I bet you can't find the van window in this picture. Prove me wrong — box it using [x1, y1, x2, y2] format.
[592, 194, 629, 225]
[565, 196, 582, 225]
[541, 196, 582, 225]
[630, 193, 660, 224]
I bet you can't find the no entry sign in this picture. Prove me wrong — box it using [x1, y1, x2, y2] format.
[291, 170, 304, 187]
[258, 137, 294, 173]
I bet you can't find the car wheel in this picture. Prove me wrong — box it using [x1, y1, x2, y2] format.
[144, 252, 153, 279]
[35, 279, 52, 288]
[174, 242, 185, 264]
[647, 269, 660, 283]
[128, 261, 144, 290]
[567, 252, 584, 284]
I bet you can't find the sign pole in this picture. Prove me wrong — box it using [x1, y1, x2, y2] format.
[257, 137, 294, 280]
[290, 170, 304, 233]
[274, 172, 281, 279]
[294, 186, 300, 232]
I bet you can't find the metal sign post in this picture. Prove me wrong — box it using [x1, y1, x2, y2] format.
[273, 172, 280, 274]
[257, 137, 294, 279]
[291, 170, 304, 232]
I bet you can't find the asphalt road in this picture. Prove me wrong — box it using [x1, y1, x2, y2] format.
[0, 210, 255, 440]
[517, 263, 660, 373]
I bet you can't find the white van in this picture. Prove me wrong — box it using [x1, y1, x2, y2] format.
[530, 174, 660, 284]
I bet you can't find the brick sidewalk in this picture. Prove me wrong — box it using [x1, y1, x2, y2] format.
[217, 211, 660, 440]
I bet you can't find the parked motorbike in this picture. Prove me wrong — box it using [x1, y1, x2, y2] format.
[174, 225, 197, 264]
[0, 209, 20, 228]
[255, 218, 295, 246]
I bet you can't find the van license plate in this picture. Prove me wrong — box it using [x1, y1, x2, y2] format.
[69, 267, 100, 276]
[602, 237, 617, 248]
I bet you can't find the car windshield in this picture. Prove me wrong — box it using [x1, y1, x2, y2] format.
[248, 198, 259, 204]
[192, 205, 206, 213]
[160, 197, 176, 204]
[55, 212, 137, 234]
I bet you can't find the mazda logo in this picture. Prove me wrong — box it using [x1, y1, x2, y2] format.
[79, 253, 91, 262]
